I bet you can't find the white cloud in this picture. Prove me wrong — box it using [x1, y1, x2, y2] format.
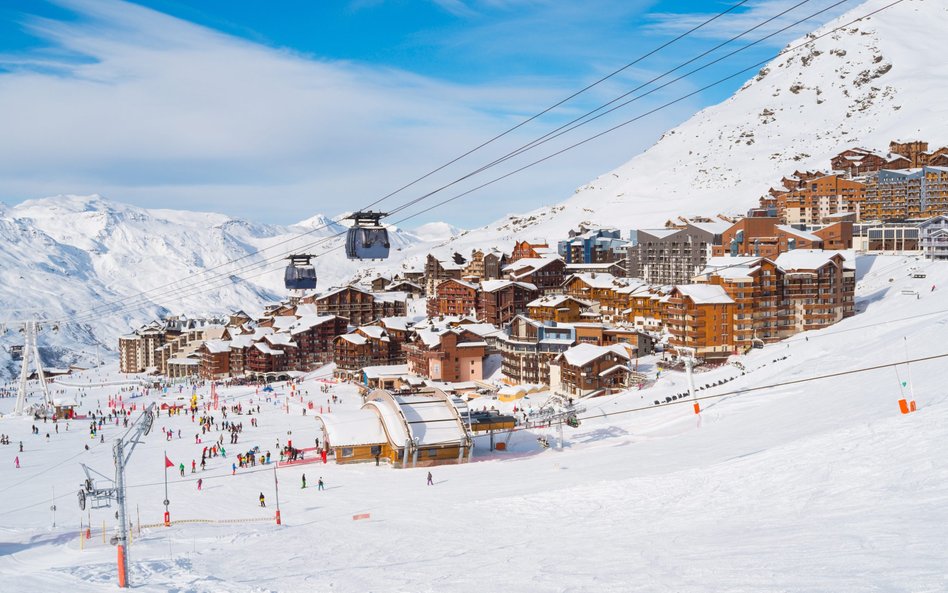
[0, 0, 699, 227]
[645, 0, 853, 43]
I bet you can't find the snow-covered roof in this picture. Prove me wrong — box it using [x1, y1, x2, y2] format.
[527, 294, 592, 308]
[559, 343, 631, 367]
[229, 335, 255, 349]
[395, 395, 467, 446]
[362, 364, 410, 379]
[339, 333, 367, 346]
[439, 278, 478, 290]
[775, 249, 847, 271]
[378, 316, 411, 331]
[363, 400, 409, 444]
[565, 272, 624, 289]
[460, 323, 502, 338]
[687, 220, 731, 235]
[777, 225, 822, 242]
[480, 279, 537, 293]
[317, 410, 388, 447]
[253, 343, 283, 355]
[675, 284, 735, 305]
[359, 326, 388, 340]
[204, 339, 231, 354]
[639, 228, 679, 239]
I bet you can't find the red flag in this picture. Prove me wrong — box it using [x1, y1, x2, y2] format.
[165, 455, 174, 468]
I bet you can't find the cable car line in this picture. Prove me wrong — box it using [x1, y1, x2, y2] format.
[61, 0, 903, 325]
[57, 1, 752, 321]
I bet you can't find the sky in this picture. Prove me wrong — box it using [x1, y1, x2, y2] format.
[0, 0, 855, 228]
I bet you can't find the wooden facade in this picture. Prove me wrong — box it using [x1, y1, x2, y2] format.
[477, 280, 538, 326]
[428, 278, 479, 319]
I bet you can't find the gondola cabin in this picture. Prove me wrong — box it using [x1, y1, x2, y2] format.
[346, 211, 390, 260]
[284, 254, 317, 291]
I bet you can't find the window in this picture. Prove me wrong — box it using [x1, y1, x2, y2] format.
[371, 445, 381, 455]
[341, 448, 354, 458]
[427, 448, 438, 458]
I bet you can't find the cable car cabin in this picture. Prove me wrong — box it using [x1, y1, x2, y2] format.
[346, 211, 390, 260]
[285, 255, 317, 291]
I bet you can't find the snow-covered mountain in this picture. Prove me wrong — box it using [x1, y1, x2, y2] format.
[3, 0, 945, 376]
[0, 194, 429, 377]
[436, 0, 947, 247]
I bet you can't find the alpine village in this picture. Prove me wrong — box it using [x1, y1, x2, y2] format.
[113, 139, 948, 467]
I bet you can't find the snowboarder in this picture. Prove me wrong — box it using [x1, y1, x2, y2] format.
[317, 477, 324, 491]
[427, 471, 433, 486]
[259, 492, 266, 507]
[302, 474, 307, 489]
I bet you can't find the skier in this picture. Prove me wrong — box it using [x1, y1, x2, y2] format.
[259, 492, 266, 507]
[231, 462, 236, 475]
[317, 477, 324, 491]
[302, 474, 307, 489]
[197, 478, 203, 491]
[191, 460, 196, 473]
[19, 441, 23, 452]
[14, 456, 20, 468]
[179, 462, 185, 477]
[427, 471, 433, 486]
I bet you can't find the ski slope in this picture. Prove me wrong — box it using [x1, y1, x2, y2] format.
[0, 255, 946, 592]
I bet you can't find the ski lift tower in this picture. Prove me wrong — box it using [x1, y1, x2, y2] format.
[9, 319, 54, 415]
[675, 346, 700, 414]
[77, 403, 155, 588]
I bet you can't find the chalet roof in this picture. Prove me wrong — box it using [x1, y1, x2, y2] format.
[675, 284, 735, 304]
[253, 343, 283, 355]
[559, 343, 631, 367]
[527, 294, 592, 308]
[265, 333, 296, 348]
[479, 279, 537, 293]
[288, 314, 339, 335]
[439, 278, 479, 290]
[316, 285, 373, 301]
[359, 326, 389, 340]
[503, 256, 563, 278]
[564, 272, 625, 289]
[777, 225, 822, 242]
[338, 333, 367, 346]
[599, 364, 632, 377]
[294, 303, 319, 317]
[377, 316, 412, 331]
[203, 339, 231, 354]
[229, 335, 255, 349]
[270, 315, 298, 331]
[774, 249, 847, 272]
[385, 280, 423, 291]
[460, 323, 503, 338]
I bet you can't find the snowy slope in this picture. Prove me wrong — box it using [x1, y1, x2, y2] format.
[437, 0, 948, 246]
[0, 255, 946, 592]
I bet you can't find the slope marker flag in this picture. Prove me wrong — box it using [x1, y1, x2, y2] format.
[165, 455, 174, 468]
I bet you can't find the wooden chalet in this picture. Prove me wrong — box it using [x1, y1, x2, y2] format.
[477, 279, 538, 326]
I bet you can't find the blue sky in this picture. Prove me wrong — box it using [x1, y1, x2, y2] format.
[0, 0, 854, 228]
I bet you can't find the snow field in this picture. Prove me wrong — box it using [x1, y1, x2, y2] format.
[0, 256, 946, 592]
